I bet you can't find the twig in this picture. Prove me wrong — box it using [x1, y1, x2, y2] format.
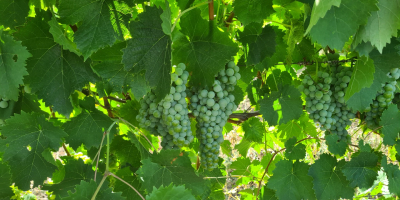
[94, 131, 106, 182]
[103, 97, 114, 118]
[62, 143, 71, 157]
[109, 172, 145, 200]
[208, 0, 214, 20]
[91, 171, 109, 200]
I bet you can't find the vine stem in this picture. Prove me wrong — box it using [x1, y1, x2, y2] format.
[208, 0, 214, 20]
[171, 0, 211, 33]
[91, 171, 109, 200]
[109, 172, 146, 200]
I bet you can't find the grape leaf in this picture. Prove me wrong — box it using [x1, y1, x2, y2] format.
[380, 104, 400, 146]
[230, 158, 251, 176]
[325, 134, 347, 156]
[305, 0, 341, 34]
[43, 158, 99, 199]
[0, 32, 31, 101]
[354, 0, 400, 53]
[172, 8, 238, 88]
[63, 97, 117, 149]
[284, 137, 306, 160]
[0, 162, 13, 198]
[255, 28, 287, 71]
[122, 6, 171, 102]
[238, 23, 276, 65]
[114, 167, 144, 200]
[259, 84, 303, 126]
[0, 0, 29, 28]
[13, 11, 99, 116]
[308, 154, 354, 200]
[353, 41, 375, 57]
[137, 150, 209, 196]
[381, 156, 400, 196]
[117, 100, 140, 127]
[242, 117, 265, 143]
[147, 184, 195, 200]
[277, 120, 302, 139]
[220, 140, 232, 156]
[93, 61, 132, 96]
[309, 0, 378, 50]
[58, 0, 123, 59]
[259, 187, 278, 200]
[358, 140, 372, 152]
[233, 0, 274, 25]
[235, 139, 253, 157]
[111, 135, 141, 168]
[0, 112, 67, 190]
[62, 180, 125, 200]
[130, 73, 151, 100]
[48, 17, 80, 55]
[344, 56, 374, 101]
[267, 160, 316, 200]
[347, 41, 399, 112]
[128, 133, 151, 160]
[160, 0, 171, 35]
[341, 152, 379, 189]
[91, 41, 126, 62]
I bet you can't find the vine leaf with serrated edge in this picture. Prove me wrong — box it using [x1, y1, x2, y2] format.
[341, 152, 379, 189]
[146, 184, 196, 200]
[380, 104, 400, 146]
[381, 156, 400, 196]
[344, 56, 374, 101]
[242, 117, 265, 143]
[0, 0, 30, 28]
[325, 134, 347, 156]
[62, 180, 124, 200]
[114, 167, 144, 200]
[233, 0, 274, 26]
[284, 137, 306, 160]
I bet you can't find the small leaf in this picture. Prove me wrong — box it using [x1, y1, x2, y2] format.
[242, 117, 265, 143]
[341, 152, 379, 189]
[220, 140, 232, 156]
[146, 184, 195, 200]
[259, 186, 278, 200]
[325, 134, 347, 156]
[234, 139, 253, 157]
[230, 158, 251, 176]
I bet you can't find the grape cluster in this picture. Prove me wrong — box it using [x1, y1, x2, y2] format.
[364, 68, 400, 127]
[300, 66, 356, 142]
[136, 63, 194, 149]
[0, 98, 9, 109]
[188, 61, 239, 170]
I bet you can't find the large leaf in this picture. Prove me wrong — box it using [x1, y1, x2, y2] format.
[0, 112, 67, 190]
[380, 104, 400, 145]
[382, 156, 400, 196]
[242, 117, 265, 143]
[146, 184, 195, 200]
[43, 158, 99, 199]
[122, 6, 171, 101]
[0, 32, 31, 100]
[0, 0, 29, 28]
[0, 163, 13, 199]
[354, 0, 400, 53]
[305, 0, 341, 34]
[136, 150, 209, 196]
[58, 0, 125, 59]
[233, 0, 274, 25]
[172, 9, 238, 88]
[309, 0, 378, 50]
[13, 11, 99, 116]
[308, 154, 354, 200]
[267, 160, 316, 200]
[259, 85, 303, 126]
[341, 152, 379, 189]
[114, 167, 144, 200]
[62, 180, 125, 200]
[344, 56, 374, 101]
[238, 23, 276, 65]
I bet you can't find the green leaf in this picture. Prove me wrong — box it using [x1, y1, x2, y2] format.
[160, 0, 171, 35]
[146, 184, 195, 200]
[233, 0, 274, 25]
[0, 0, 29, 28]
[308, 154, 354, 200]
[43, 158, 99, 199]
[137, 150, 209, 196]
[122, 6, 171, 101]
[347, 41, 399, 111]
[129, 73, 151, 100]
[235, 139, 253, 157]
[48, 17, 80, 55]
[0, 162, 13, 198]
[380, 104, 400, 146]
[277, 120, 302, 139]
[0, 32, 31, 100]
[238, 23, 276, 65]
[325, 134, 347, 156]
[91, 41, 126, 62]
[172, 9, 238, 88]
[111, 135, 141, 168]
[242, 117, 265, 143]
[309, 0, 378, 50]
[382, 156, 400, 196]
[0, 112, 67, 190]
[341, 152, 379, 189]
[259, 85, 303, 126]
[63, 97, 117, 149]
[305, 0, 341, 34]
[354, 0, 400, 53]
[128, 133, 151, 160]
[117, 100, 140, 127]
[344, 56, 374, 101]
[114, 167, 144, 200]
[359, 140, 372, 152]
[14, 11, 99, 116]
[230, 158, 251, 176]
[267, 160, 316, 200]
[62, 180, 125, 200]
[220, 140, 232, 156]
[259, 186, 278, 200]
[58, 0, 122, 59]
[255, 28, 287, 71]
[284, 137, 306, 160]
[93, 61, 132, 96]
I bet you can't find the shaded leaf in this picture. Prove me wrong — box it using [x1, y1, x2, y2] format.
[147, 184, 195, 200]
[242, 117, 265, 143]
[341, 152, 379, 189]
